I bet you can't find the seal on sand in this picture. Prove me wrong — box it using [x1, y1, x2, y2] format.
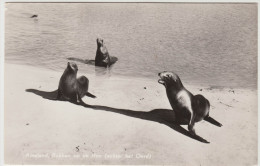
[57, 62, 96, 106]
[158, 71, 211, 135]
[95, 38, 118, 67]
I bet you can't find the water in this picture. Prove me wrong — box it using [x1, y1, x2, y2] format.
[5, 3, 257, 89]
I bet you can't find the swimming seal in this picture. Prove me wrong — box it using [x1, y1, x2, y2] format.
[158, 71, 211, 135]
[95, 38, 118, 67]
[57, 62, 96, 106]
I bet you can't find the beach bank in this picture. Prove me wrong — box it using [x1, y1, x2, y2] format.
[4, 63, 257, 165]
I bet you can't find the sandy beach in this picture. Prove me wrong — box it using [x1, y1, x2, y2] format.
[4, 63, 257, 165]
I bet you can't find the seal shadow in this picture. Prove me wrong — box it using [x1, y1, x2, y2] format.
[67, 57, 114, 76]
[26, 89, 58, 100]
[90, 106, 210, 143]
[67, 57, 95, 66]
[25, 88, 222, 144]
[25, 89, 93, 107]
[67, 57, 118, 67]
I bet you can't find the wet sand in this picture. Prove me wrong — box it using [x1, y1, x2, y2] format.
[4, 63, 257, 165]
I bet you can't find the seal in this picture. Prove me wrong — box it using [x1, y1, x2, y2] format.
[57, 62, 96, 106]
[30, 14, 38, 18]
[158, 71, 210, 135]
[95, 38, 118, 67]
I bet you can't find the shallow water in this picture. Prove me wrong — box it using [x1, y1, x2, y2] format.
[5, 3, 257, 89]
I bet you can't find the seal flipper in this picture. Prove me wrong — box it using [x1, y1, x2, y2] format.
[109, 56, 118, 65]
[85, 92, 96, 98]
[204, 116, 223, 127]
[70, 93, 78, 103]
[77, 93, 93, 108]
[56, 89, 62, 100]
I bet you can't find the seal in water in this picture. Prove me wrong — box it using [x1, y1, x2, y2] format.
[57, 62, 96, 106]
[95, 38, 118, 67]
[158, 71, 212, 135]
[30, 15, 38, 18]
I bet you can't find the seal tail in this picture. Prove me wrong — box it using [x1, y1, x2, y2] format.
[86, 92, 96, 98]
[204, 116, 223, 127]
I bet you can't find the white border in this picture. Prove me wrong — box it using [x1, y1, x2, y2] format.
[0, 0, 5, 166]
[0, 1, 259, 166]
[257, 1, 260, 165]
[2, 0, 260, 2]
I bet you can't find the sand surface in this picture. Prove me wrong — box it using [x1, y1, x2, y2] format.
[4, 63, 257, 165]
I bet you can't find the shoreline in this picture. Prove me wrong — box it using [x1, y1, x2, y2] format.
[4, 63, 257, 165]
[4, 62, 257, 91]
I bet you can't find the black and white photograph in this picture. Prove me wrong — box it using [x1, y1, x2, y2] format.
[2, 2, 258, 165]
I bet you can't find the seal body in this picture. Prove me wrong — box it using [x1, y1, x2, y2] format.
[158, 71, 210, 135]
[95, 38, 118, 67]
[57, 62, 96, 105]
